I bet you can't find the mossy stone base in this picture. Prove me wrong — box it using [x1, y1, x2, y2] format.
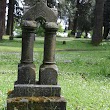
[7, 97, 66, 110]
[12, 84, 61, 97]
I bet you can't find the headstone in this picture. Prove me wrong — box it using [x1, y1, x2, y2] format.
[7, 1, 66, 110]
[75, 31, 82, 38]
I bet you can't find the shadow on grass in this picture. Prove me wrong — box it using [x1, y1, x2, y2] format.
[0, 39, 44, 48]
[0, 39, 22, 48]
[56, 48, 106, 52]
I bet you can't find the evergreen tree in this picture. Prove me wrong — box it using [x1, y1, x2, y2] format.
[0, 0, 6, 40]
[103, 0, 110, 39]
[6, 0, 23, 40]
[92, 0, 105, 45]
[6, 0, 14, 40]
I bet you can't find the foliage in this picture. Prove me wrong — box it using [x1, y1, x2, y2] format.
[77, 0, 95, 32]
[58, 24, 64, 32]
[14, 0, 23, 22]
[13, 21, 22, 37]
[35, 26, 45, 37]
[67, 30, 72, 37]
[57, 0, 96, 36]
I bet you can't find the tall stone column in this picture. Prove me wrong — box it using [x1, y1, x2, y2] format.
[39, 22, 58, 85]
[16, 20, 37, 84]
[43, 22, 58, 64]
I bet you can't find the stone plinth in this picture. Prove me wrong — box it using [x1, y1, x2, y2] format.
[7, 97, 66, 110]
[39, 64, 58, 85]
[17, 63, 36, 84]
[10, 85, 61, 97]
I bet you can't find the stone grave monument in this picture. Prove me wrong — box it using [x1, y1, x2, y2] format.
[7, 0, 66, 110]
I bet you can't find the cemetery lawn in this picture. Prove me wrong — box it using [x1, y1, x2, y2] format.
[1, 37, 110, 109]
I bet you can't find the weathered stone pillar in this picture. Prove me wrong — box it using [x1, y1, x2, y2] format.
[39, 22, 58, 85]
[16, 20, 37, 84]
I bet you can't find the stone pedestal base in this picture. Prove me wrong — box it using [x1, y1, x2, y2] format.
[17, 63, 36, 84]
[10, 84, 61, 97]
[7, 97, 66, 110]
[39, 64, 58, 85]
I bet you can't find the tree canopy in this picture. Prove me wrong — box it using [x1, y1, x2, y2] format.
[0, 0, 109, 45]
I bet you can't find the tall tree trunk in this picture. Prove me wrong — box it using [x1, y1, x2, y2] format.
[71, 13, 78, 36]
[6, 0, 14, 40]
[103, 0, 110, 39]
[71, 0, 80, 36]
[103, 26, 109, 39]
[0, 0, 6, 40]
[92, 0, 105, 45]
[68, 18, 73, 30]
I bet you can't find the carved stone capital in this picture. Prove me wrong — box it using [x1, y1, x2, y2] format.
[22, 20, 37, 28]
[44, 22, 58, 32]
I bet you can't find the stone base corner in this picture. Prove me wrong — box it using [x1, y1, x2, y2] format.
[7, 96, 66, 110]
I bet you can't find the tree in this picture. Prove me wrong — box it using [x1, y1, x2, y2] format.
[0, 0, 6, 40]
[103, 0, 110, 39]
[77, 0, 95, 38]
[57, 0, 94, 37]
[6, 0, 23, 40]
[6, 0, 14, 40]
[92, 0, 105, 45]
[71, 0, 80, 36]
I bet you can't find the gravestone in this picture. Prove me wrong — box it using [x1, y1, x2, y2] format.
[7, 0, 66, 110]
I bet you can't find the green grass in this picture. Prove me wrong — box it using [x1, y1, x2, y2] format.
[1, 37, 110, 109]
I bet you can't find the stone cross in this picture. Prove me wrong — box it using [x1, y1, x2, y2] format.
[7, 1, 66, 110]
